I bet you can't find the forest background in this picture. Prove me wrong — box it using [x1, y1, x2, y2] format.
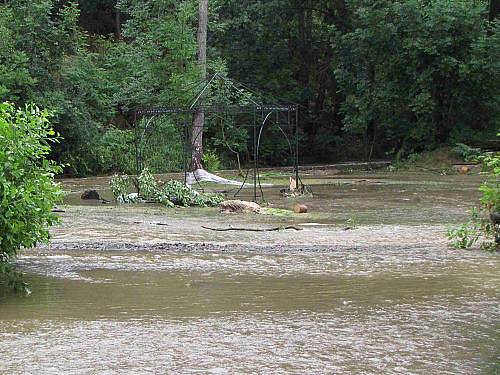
[1, 0, 498, 176]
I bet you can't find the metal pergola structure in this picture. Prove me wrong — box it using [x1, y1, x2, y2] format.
[132, 73, 301, 202]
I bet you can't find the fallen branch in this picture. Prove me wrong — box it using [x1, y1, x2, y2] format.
[201, 225, 302, 232]
[133, 221, 169, 226]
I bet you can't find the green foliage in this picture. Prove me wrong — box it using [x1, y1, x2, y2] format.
[337, 0, 499, 157]
[0, 7, 35, 102]
[447, 209, 482, 249]
[136, 118, 185, 174]
[478, 152, 500, 213]
[160, 180, 225, 207]
[109, 171, 225, 208]
[345, 216, 360, 229]
[477, 151, 500, 175]
[453, 143, 482, 162]
[137, 168, 159, 201]
[447, 208, 496, 251]
[0, 0, 498, 172]
[387, 148, 458, 174]
[479, 182, 499, 213]
[262, 208, 295, 218]
[109, 174, 132, 202]
[114, 0, 198, 106]
[447, 147, 499, 251]
[202, 150, 222, 172]
[0, 0, 199, 176]
[0, 102, 63, 291]
[96, 127, 136, 174]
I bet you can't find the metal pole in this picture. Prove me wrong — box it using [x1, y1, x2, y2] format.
[253, 109, 257, 202]
[183, 112, 188, 184]
[294, 108, 299, 184]
[134, 111, 139, 178]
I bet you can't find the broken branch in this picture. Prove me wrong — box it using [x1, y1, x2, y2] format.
[201, 225, 302, 232]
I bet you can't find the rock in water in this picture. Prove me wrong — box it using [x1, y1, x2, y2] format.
[81, 190, 100, 200]
[220, 200, 262, 214]
[293, 203, 308, 214]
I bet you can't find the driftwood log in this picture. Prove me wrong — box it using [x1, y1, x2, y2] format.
[201, 225, 302, 232]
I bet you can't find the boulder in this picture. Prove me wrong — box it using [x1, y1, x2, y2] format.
[81, 190, 100, 200]
[220, 200, 262, 214]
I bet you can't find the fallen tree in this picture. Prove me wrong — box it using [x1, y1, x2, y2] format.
[110, 169, 225, 207]
[201, 225, 302, 232]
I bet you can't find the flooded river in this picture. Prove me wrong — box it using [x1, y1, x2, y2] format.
[0, 171, 499, 373]
[1, 247, 498, 374]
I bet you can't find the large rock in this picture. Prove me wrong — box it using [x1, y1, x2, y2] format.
[81, 190, 100, 200]
[220, 200, 261, 214]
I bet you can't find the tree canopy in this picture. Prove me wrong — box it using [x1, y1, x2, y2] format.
[0, 0, 498, 175]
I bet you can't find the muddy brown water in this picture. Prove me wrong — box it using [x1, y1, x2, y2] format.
[1, 172, 499, 374]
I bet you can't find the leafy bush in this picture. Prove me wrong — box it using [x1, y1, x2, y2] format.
[161, 180, 225, 207]
[135, 116, 185, 174]
[453, 143, 482, 162]
[137, 168, 159, 200]
[447, 209, 482, 249]
[337, 0, 499, 157]
[478, 152, 500, 214]
[447, 147, 499, 251]
[447, 208, 496, 251]
[202, 150, 222, 172]
[110, 174, 134, 203]
[0, 103, 62, 291]
[110, 170, 225, 208]
[96, 128, 136, 175]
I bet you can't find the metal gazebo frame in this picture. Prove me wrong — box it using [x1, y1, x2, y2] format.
[132, 74, 301, 202]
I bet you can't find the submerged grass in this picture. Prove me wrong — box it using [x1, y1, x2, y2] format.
[262, 208, 295, 217]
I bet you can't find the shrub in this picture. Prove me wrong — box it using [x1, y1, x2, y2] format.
[447, 145, 499, 251]
[110, 170, 225, 208]
[202, 150, 222, 172]
[137, 168, 159, 201]
[96, 127, 136, 174]
[446, 208, 482, 249]
[0, 103, 62, 291]
[109, 174, 133, 203]
[453, 143, 482, 163]
[161, 179, 225, 207]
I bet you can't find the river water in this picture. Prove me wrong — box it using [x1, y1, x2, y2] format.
[1, 246, 498, 374]
[0, 172, 499, 374]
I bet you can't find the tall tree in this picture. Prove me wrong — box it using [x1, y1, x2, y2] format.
[490, 0, 500, 21]
[191, 0, 208, 171]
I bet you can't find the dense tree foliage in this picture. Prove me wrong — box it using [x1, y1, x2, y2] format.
[0, 103, 62, 290]
[337, 0, 499, 159]
[0, 0, 498, 174]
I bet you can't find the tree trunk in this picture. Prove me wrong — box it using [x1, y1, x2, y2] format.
[191, 0, 208, 171]
[366, 63, 377, 161]
[115, 6, 121, 39]
[490, 0, 499, 21]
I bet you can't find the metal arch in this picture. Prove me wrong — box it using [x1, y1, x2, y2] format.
[135, 115, 156, 174]
[254, 110, 296, 200]
[132, 74, 302, 202]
